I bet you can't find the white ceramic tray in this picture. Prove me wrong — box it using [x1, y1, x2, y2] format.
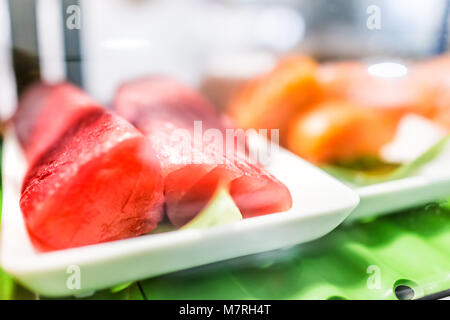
[348, 173, 450, 222]
[0, 131, 359, 297]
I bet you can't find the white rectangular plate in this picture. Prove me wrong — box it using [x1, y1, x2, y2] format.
[348, 175, 450, 222]
[0, 130, 359, 297]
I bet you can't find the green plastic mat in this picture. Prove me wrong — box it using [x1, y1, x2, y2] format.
[1, 137, 449, 300]
[137, 201, 450, 300]
[2, 200, 447, 300]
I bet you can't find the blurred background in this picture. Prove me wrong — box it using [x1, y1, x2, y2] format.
[1, 0, 450, 301]
[1, 0, 449, 117]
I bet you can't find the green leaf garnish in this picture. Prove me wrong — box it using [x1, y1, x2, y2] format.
[110, 282, 133, 293]
[323, 135, 450, 186]
[181, 187, 243, 230]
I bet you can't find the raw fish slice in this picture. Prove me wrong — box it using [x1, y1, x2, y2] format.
[115, 76, 224, 127]
[13, 82, 100, 163]
[20, 109, 164, 251]
[114, 77, 292, 228]
[412, 56, 450, 130]
[287, 101, 398, 164]
[167, 162, 292, 227]
[227, 55, 319, 145]
[317, 61, 433, 116]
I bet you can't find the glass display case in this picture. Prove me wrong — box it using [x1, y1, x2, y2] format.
[0, 0, 449, 301]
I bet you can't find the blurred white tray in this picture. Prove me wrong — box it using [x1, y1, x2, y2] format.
[348, 173, 450, 222]
[347, 115, 450, 222]
[0, 130, 359, 297]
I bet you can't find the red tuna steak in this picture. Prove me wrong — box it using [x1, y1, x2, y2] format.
[20, 109, 164, 251]
[114, 77, 292, 227]
[13, 82, 99, 163]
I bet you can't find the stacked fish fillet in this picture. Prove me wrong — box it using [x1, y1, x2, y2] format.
[13, 79, 292, 251]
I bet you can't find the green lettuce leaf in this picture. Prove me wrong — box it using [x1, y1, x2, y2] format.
[110, 282, 133, 293]
[181, 187, 243, 230]
[323, 135, 450, 186]
[149, 187, 243, 233]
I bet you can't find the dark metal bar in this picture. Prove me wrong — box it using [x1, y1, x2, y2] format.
[418, 289, 450, 300]
[435, 0, 450, 54]
[7, 0, 41, 95]
[62, 0, 83, 87]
